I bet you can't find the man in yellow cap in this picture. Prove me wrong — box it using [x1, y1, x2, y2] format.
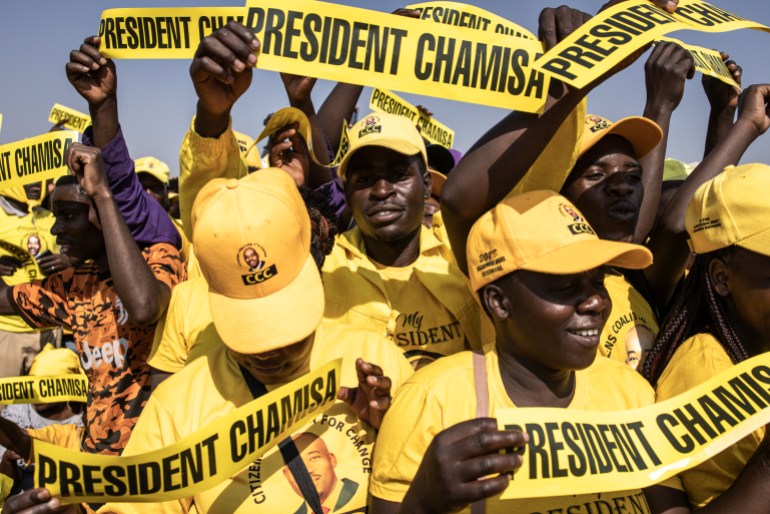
[72, 168, 411, 513]
[322, 111, 490, 368]
[134, 156, 170, 211]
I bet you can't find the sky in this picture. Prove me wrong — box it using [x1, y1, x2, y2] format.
[1, 0, 769, 175]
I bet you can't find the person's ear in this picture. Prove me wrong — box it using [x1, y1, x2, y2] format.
[481, 283, 511, 321]
[708, 256, 731, 297]
[422, 167, 432, 200]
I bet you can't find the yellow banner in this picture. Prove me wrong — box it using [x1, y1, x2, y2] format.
[0, 131, 77, 193]
[497, 352, 770, 500]
[657, 36, 740, 89]
[535, 0, 769, 89]
[406, 1, 536, 40]
[370, 88, 455, 148]
[0, 375, 88, 405]
[98, 1, 549, 112]
[35, 359, 341, 504]
[48, 104, 92, 133]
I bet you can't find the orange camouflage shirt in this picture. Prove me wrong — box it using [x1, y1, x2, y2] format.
[12, 243, 185, 455]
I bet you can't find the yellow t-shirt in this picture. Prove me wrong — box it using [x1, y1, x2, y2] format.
[0, 472, 13, 509]
[148, 277, 214, 373]
[599, 273, 659, 371]
[0, 202, 57, 332]
[322, 226, 491, 367]
[99, 323, 413, 514]
[371, 346, 656, 514]
[655, 332, 763, 508]
[376, 260, 467, 366]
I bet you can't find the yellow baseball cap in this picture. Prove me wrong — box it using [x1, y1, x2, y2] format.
[663, 158, 695, 182]
[467, 190, 652, 293]
[28, 344, 85, 377]
[338, 112, 428, 179]
[578, 115, 662, 159]
[134, 156, 170, 185]
[191, 168, 324, 354]
[686, 163, 770, 256]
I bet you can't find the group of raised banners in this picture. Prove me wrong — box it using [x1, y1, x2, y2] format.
[97, 0, 763, 113]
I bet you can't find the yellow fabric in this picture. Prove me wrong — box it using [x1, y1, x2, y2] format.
[134, 156, 170, 185]
[655, 332, 763, 508]
[28, 424, 85, 458]
[99, 322, 413, 514]
[148, 277, 217, 374]
[371, 346, 657, 513]
[599, 273, 659, 371]
[322, 225, 492, 365]
[0, 203, 57, 332]
[191, 169, 324, 355]
[28, 343, 85, 376]
[686, 163, 770, 257]
[179, 117, 249, 241]
[508, 97, 585, 196]
[0, 472, 13, 510]
[466, 191, 652, 293]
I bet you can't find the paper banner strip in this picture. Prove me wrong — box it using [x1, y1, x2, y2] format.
[657, 36, 740, 89]
[49, 104, 92, 134]
[0, 375, 88, 405]
[98, 1, 549, 112]
[35, 359, 341, 504]
[0, 131, 77, 193]
[497, 351, 770, 499]
[406, 1, 536, 40]
[534, 0, 769, 89]
[370, 88, 455, 148]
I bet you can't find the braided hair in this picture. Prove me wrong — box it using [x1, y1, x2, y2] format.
[643, 248, 748, 385]
[298, 186, 338, 270]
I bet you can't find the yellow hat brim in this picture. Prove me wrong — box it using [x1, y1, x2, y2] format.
[520, 238, 653, 275]
[208, 253, 324, 354]
[580, 117, 662, 160]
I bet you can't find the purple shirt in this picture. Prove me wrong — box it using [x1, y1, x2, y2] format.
[83, 127, 181, 249]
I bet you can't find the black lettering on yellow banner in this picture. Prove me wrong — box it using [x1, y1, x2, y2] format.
[370, 88, 455, 148]
[657, 37, 740, 89]
[99, 1, 549, 112]
[0, 131, 77, 193]
[0, 375, 88, 405]
[496, 352, 770, 500]
[406, 1, 536, 40]
[48, 104, 91, 133]
[535, 0, 769, 89]
[233, 130, 255, 156]
[35, 359, 341, 504]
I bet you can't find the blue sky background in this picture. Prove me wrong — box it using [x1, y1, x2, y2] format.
[1, 0, 769, 174]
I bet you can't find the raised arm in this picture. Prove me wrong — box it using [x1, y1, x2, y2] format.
[643, 84, 770, 309]
[180, 22, 257, 235]
[66, 35, 181, 249]
[442, 7, 600, 274]
[635, 42, 694, 244]
[66, 145, 170, 325]
[703, 54, 742, 157]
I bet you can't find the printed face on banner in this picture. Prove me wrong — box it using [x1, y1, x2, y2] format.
[244, 404, 372, 513]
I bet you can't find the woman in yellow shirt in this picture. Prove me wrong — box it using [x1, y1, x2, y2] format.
[644, 163, 770, 510]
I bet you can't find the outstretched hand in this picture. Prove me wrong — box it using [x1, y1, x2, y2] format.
[337, 358, 393, 430]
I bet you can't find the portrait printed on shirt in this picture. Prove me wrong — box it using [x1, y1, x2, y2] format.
[245, 403, 371, 513]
